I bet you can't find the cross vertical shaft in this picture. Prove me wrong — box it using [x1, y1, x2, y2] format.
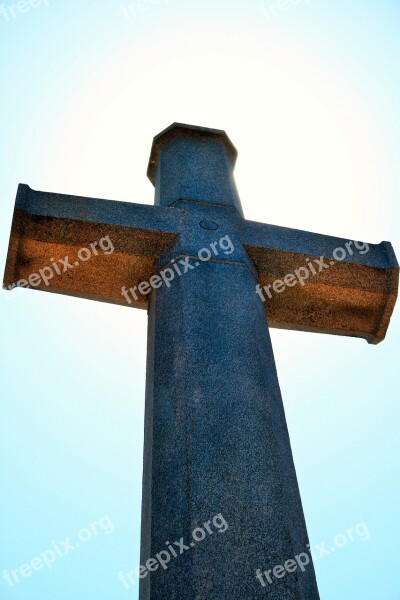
[140, 125, 319, 599]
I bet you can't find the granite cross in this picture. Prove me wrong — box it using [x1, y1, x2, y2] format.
[4, 123, 399, 599]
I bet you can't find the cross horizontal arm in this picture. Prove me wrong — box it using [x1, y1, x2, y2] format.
[3, 185, 187, 308]
[243, 220, 399, 344]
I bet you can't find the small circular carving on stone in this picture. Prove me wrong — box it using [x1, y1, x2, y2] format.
[200, 220, 219, 231]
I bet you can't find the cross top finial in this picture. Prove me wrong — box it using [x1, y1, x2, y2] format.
[147, 122, 238, 185]
[147, 122, 243, 216]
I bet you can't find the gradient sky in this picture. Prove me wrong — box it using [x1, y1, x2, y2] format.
[1, 1, 399, 598]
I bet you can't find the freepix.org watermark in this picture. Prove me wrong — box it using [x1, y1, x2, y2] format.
[256, 521, 371, 587]
[4, 235, 115, 292]
[255, 240, 370, 302]
[260, 0, 311, 21]
[0, 0, 51, 22]
[120, 0, 170, 20]
[118, 513, 229, 590]
[121, 235, 235, 304]
[2, 515, 114, 588]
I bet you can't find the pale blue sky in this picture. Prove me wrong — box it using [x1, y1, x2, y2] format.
[1, 1, 399, 598]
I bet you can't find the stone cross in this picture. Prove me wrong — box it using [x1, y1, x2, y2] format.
[4, 123, 399, 599]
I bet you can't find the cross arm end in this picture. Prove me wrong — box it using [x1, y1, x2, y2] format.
[243, 220, 399, 345]
[3, 184, 184, 309]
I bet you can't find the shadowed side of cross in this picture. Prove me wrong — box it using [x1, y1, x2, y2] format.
[3, 123, 399, 600]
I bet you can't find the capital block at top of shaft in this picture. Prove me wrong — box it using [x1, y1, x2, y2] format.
[147, 123, 244, 217]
